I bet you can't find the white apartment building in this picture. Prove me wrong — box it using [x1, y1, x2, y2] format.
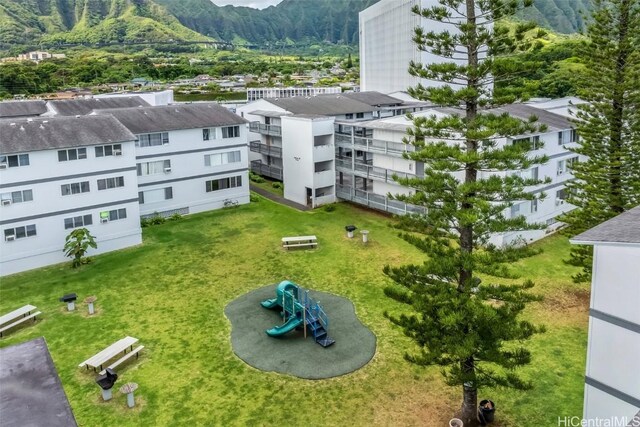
[96, 104, 250, 217]
[237, 92, 426, 208]
[336, 101, 581, 245]
[247, 87, 342, 102]
[360, 0, 468, 94]
[571, 207, 640, 424]
[0, 115, 142, 276]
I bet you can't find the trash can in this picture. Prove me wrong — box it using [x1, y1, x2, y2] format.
[361, 230, 369, 243]
[345, 225, 357, 238]
[478, 399, 495, 425]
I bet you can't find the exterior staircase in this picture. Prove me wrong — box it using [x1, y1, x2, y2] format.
[305, 309, 335, 348]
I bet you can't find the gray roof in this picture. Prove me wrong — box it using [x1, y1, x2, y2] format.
[571, 206, 640, 245]
[49, 96, 150, 116]
[0, 115, 136, 154]
[265, 94, 379, 116]
[248, 109, 291, 117]
[0, 100, 48, 118]
[342, 92, 403, 107]
[94, 103, 247, 134]
[495, 103, 572, 131]
[0, 337, 77, 427]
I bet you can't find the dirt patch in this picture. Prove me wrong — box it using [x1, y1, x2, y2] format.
[539, 287, 590, 325]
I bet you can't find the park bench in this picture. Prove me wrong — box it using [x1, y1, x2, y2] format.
[282, 235, 318, 250]
[0, 305, 41, 338]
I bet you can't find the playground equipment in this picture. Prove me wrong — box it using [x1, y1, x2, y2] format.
[261, 280, 335, 348]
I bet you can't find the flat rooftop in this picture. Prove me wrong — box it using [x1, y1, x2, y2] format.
[0, 337, 77, 427]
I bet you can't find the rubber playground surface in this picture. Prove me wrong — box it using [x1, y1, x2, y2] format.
[225, 284, 376, 379]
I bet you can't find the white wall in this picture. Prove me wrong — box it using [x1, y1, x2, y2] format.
[282, 116, 316, 206]
[0, 142, 142, 276]
[134, 126, 250, 216]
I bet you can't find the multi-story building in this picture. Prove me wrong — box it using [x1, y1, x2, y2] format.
[46, 96, 150, 116]
[571, 207, 640, 424]
[95, 103, 250, 217]
[247, 87, 342, 102]
[0, 101, 48, 119]
[336, 101, 581, 245]
[237, 92, 426, 208]
[0, 115, 142, 276]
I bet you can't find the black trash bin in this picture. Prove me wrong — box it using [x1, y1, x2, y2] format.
[478, 399, 495, 425]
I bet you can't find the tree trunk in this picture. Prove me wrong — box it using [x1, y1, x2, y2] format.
[461, 357, 478, 425]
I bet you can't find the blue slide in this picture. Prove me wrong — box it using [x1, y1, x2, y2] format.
[266, 316, 304, 337]
[261, 298, 279, 309]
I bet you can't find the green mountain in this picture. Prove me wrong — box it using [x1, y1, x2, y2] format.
[0, 0, 211, 45]
[0, 0, 589, 47]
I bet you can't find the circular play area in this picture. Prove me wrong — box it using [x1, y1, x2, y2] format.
[225, 282, 376, 379]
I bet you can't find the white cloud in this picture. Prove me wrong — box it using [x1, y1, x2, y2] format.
[212, 0, 283, 9]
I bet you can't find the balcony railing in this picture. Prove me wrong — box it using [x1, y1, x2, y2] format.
[336, 185, 426, 216]
[250, 160, 282, 180]
[250, 141, 282, 158]
[249, 121, 282, 137]
[335, 159, 417, 183]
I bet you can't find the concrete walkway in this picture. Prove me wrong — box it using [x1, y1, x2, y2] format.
[250, 184, 311, 211]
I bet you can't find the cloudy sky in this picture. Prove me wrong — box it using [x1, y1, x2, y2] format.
[212, 0, 283, 9]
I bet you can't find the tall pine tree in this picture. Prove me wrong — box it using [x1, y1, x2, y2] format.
[383, 0, 549, 423]
[559, 0, 640, 282]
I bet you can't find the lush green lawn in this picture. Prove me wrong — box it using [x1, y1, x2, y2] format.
[0, 195, 588, 426]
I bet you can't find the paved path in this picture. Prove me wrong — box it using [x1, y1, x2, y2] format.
[250, 184, 311, 211]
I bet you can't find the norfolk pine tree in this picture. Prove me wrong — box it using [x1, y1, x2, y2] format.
[559, 0, 640, 282]
[382, 0, 550, 423]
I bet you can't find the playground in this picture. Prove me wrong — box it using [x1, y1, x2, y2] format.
[225, 282, 376, 379]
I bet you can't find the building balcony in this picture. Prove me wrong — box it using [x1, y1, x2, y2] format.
[335, 159, 416, 184]
[249, 121, 282, 137]
[336, 184, 426, 216]
[250, 160, 282, 180]
[313, 143, 335, 162]
[313, 169, 335, 188]
[250, 140, 282, 158]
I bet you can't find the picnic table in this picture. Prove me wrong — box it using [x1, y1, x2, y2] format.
[0, 304, 41, 337]
[79, 336, 142, 372]
[282, 235, 318, 250]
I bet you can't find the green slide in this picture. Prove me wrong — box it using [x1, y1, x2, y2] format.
[266, 316, 304, 337]
[260, 298, 279, 309]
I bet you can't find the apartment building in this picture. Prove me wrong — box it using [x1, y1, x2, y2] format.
[571, 207, 640, 424]
[95, 103, 250, 217]
[0, 101, 48, 119]
[247, 87, 342, 102]
[237, 92, 425, 208]
[0, 115, 142, 276]
[335, 101, 581, 245]
[46, 96, 150, 116]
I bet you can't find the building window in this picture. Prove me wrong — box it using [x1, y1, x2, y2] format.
[58, 148, 87, 162]
[97, 176, 125, 190]
[567, 156, 579, 170]
[510, 203, 521, 218]
[204, 151, 241, 167]
[556, 188, 567, 206]
[137, 160, 171, 176]
[512, 136, 541, 151]
[95, 144, 122, 157]
[558, 129, 578, 145]
[136, 132, 169, 147]
[356, 112, 364, 119]
[4, 224, 36, 241]
[0, 154, 30, 168]
[221, 126, 240, 139]
[100, 208, 127, 222]
[1, 189, 33, 205]
[61, 181, 90, 196]
[557, 160, 567, 176]
[138, 187, 173, 204]
[203, 128, 216, 141]
[205, 175, 242, 192]
[64, 214, 93, 230]
[531, 199, 538, 213]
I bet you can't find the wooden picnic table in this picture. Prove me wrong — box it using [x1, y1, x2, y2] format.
[282, 235, 318, 249]
[0, 305, 37, 326]
[79, 336, 139, 371]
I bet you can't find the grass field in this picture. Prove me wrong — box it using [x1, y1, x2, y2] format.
[0, 195, 589, 426]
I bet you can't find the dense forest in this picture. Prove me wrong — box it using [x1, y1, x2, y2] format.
[0, 0, 590, 47]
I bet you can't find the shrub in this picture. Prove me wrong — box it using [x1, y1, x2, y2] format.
[249, 172, 265, 183]
[63, 228, 97, 268]
[140, 217, 151, 228]
[272, 182, 283, 190]
[168, 213, 183, 221]
[250, 194, 261, 203]
[323, 204, 336, 212]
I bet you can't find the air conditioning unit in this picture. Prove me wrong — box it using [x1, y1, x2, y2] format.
[164, 167, 172, 173]
[557, 170, 564, 176]
[100, 217, 109, 224]
[113, 149, 122, 156]
[1, 199, 12, 206]
[5, 235, 15, 241]
[0, 163, 7, 169]
[556, 200, 565, 206]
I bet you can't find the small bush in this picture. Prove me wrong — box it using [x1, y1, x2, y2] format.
[323, 204, 336, 212]
[150, 214, 166, 225]
[249, 172, 265, 183]
[250, 194, 260, 203]
[272, 182, 283, 190]
[168, 213, 183, 221]
[140, 217, 151, 228]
